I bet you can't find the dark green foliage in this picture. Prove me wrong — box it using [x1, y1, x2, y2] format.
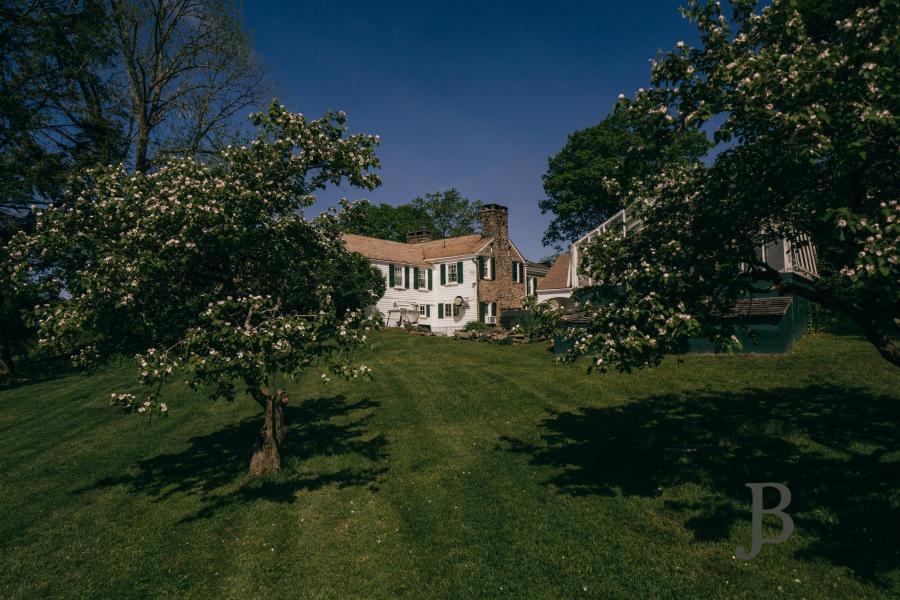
[338, 189, 482, 242]
[540, 106, 709, 246]
[338, 201, 435, 242]
[410, 188, 482, 238]
[462, 320, 489, 332]
[0, 0, 127, 221]
[569, 0, 899, 369]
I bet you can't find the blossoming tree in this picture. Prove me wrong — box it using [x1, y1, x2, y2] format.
[564, 0, 898, 370]
[8, 102, 386, 473]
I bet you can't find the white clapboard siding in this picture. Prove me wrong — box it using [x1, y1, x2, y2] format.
[370, 258, 479, 336]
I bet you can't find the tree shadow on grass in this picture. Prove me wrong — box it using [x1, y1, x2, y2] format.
[77, 395, 387, 521]
[0, 355, 81, 390]
[500, 385, 900, 586]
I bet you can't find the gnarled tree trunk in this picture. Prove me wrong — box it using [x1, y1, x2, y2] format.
[0, 335, 14, 378]
[248, 387, 289, 475]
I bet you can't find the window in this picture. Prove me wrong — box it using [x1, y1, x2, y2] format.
[443, 303, 459, 318]
[447, 263, 458, 284]
[417, 269, 427, 289]
[479, 256, 494, 280]
[419, 305, 427, 316]
[393, 265, 404, 287]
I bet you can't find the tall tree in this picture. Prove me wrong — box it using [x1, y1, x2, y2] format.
[411, 188, 482, 238]
[107, 0, 269, 172]
[1, 0, 127, 220]
[338, 189, 482, 242]
[337, 200, 435, 242]
[1, 0, 270, 374]
[563, 0, 899, 369]
[540, 105, 708, 247]
[8, 103, 383, 472]
[1, 0, 128, 376]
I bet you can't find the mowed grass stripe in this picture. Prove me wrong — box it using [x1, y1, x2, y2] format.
[1, 332, 898, 598]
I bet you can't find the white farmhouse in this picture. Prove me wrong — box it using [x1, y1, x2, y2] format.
[343, 204, 533, 335]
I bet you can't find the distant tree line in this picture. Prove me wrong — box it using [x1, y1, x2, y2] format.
[338, 188, 483, 242]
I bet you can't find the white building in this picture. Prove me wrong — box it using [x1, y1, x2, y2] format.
[537, 207, 818, 306]
[342, 204, 532, 335]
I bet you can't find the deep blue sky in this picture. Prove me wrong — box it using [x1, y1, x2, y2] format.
[243, 1, 699, 259]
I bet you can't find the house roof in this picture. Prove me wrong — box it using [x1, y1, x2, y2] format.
[342, 233, 490, 267]
[721, 296, 793, 319]
[560, 308, 591, 324]
[525, 260, 549, 277]
[419, 234, 489, 260]
[541, 252, 571, 290]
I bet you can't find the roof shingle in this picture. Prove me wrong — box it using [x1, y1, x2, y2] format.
[540, 252, 571, 290]
[341, 233, 490, 267]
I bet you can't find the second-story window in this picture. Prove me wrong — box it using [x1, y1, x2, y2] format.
[447, 263, 458, 284]
[418, 269, 427, 288]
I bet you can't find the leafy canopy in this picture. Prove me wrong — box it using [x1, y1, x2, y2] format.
[540, 103, 709, 248]
[338, 188, 482, 242]
[8, 102, 386, 407]
[564, 0, 899, 370]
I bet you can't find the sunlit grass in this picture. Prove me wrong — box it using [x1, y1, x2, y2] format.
[1, 332, 898, 598]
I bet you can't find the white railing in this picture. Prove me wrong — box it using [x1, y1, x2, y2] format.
[787, 235, 819, 279]
[571, 209, 643, 287]
[569, 208, 818, 289]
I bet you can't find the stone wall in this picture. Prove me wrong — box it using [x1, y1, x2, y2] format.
[477, 204, 526, 316]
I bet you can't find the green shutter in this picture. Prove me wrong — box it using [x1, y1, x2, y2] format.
[426, 305, 431, 317]
[389, 264, 395, 287]
[479, 302, 485, 322]
[404, 266, 410, 289]
[492, 302, 497, 321]
[440, 264, 446, 285]
[427, 269, 433, 290]
[490, 257, 495, 280]
[511, 261, 516, 282]
[438, 303, 444, 319]
[413, 267, 420, 289]
[478, 256, 485, 279]
[457, 261, 464, 283]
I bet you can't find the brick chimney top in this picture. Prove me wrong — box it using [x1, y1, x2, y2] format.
[481, 204, 509, 240]
[406, 230, 433, 244]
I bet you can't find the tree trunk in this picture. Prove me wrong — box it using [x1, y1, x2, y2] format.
[248, 387, 289, 475]
[134, 120, 150, 173]
[0, 335, 13, 378]
[776, 278, 900, 368]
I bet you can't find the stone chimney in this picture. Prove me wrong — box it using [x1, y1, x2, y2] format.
[406, 230, 433, 244]
[481, 203, 509, 240]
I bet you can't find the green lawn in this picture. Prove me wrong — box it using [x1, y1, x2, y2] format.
[1, 332, 898, 598]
